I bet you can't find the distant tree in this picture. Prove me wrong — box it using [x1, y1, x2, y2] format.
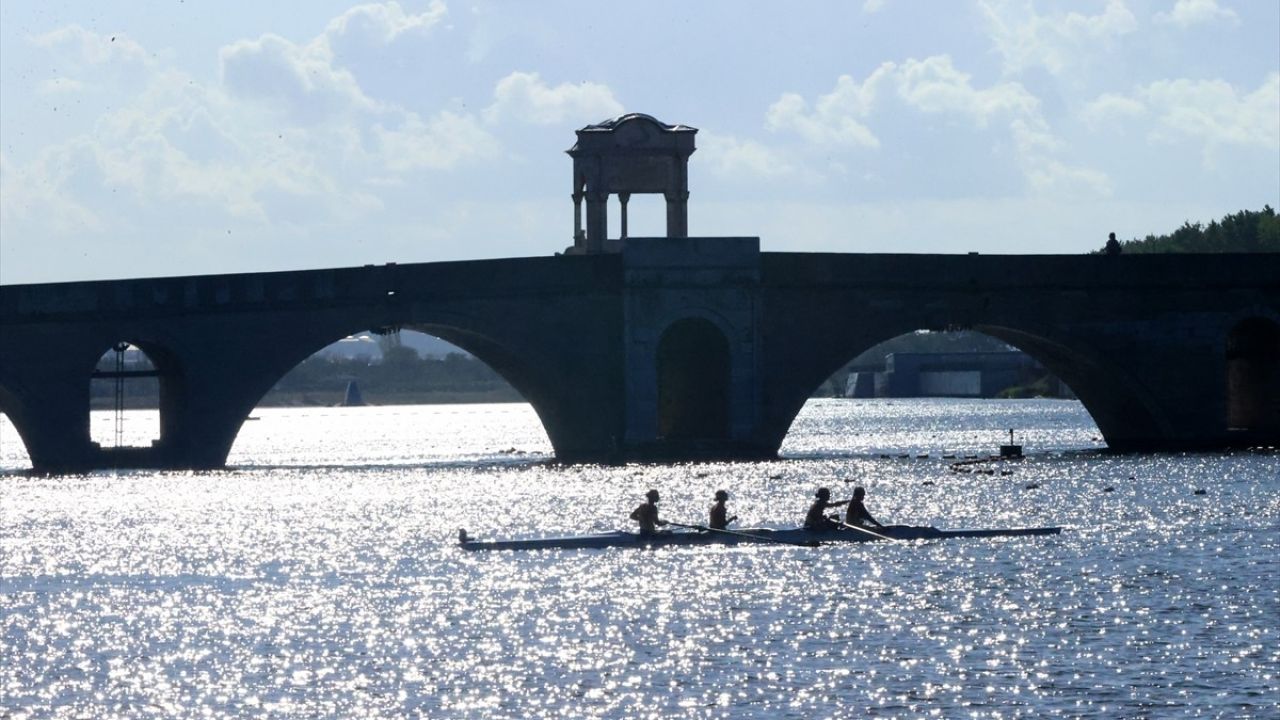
[267, 345, 514, 402]
[376, 331, 403, 354]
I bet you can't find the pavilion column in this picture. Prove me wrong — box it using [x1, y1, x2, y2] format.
[572, 191, 585, 251]
[665, 190, 689, 238]
[585, 191, 608, 254]
[619, 193, 630, 240]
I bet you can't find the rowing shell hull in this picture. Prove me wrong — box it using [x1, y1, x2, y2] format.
[458, 525, 1062, 551]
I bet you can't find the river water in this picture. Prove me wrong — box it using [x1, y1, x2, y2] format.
[1, 399, 1277, 718]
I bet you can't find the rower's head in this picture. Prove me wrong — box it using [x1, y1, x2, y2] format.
[815, 487, 831, 500]
[715, 489, 729, 502]
[853, 486, 866, 500]
[646, 489, 660, 502]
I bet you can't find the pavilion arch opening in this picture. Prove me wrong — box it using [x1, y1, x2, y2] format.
[230, 328, 552, 463]
[89, 343, 161, 449]
[607, 194, 667, 242]
[1226, 317, 1280, 433]
[657, 318, 731, 440]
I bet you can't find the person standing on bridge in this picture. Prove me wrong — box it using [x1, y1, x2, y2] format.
[1105, 232, 1122, 255]
[630, 489, 668, 537]
[708, 489, 738, 530]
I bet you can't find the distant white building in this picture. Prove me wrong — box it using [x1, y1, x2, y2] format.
[317, 331, 467, 360]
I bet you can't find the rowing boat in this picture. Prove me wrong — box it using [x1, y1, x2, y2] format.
[457, 524, 1061, 551]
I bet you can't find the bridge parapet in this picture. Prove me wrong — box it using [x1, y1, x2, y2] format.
[762, 252, 1280, 292]
[0, 256, 622, 323]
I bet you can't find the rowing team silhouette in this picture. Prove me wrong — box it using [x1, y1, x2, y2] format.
[629, 486, 886, 537]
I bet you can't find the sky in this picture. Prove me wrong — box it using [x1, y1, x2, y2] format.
[1, 0, 1277, 284]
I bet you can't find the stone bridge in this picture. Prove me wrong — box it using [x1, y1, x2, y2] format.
[1, 239, 1277, 474]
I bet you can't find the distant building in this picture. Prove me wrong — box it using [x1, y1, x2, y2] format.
[318, 332, 465, 360]
[845, 351, 1054, 398]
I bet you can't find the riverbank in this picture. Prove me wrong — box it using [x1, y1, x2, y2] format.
[89, 387, 524, 410]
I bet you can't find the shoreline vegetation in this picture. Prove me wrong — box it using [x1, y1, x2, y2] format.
[90, 355, 523, 410]
[1092, 206, 1278, 254]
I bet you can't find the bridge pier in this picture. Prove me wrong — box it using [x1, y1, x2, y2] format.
[613, 237, 773, 462]
[2, 378, 98, 473]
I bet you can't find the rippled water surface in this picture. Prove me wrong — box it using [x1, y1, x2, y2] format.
[2, 400, 1277, 718]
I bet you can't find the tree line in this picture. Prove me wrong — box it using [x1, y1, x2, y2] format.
[265, 344, 520, 405]
[1099, 206, 1279, 254]
[91, 342, 521, 408]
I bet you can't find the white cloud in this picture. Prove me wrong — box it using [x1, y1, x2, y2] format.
[0, 144, 105, 233]
[5, 17, 505, 249]
[1081, 73, 1279, 157]
[219, 33, 379, 123]
[1080, 93, 1147, 128]
[30, 25, 153, 70]
[895, 56, 1038, 124]
[323, 0, 449, 45]
[766, 57, 1037, 144]
[1009, 115, 1111, 197]
[27, 25, 155, 93]
[1022, 157, 1113, 197]
[979, 0, 1137, 75]
[765, 67, 892, 148]
[376, 111, 499, 171]
[766, 93, 880, 149]
[862, 0, 887, 13]
[1144, 73, 1280, 152]
[766, 55, 1110, 198]
[38, 77, 86, 94]
[483, 71, 623, 125]
[1010, 116, 1061, 154]
[698, 132, 802, 180]
[1155, 0, 1240, 28]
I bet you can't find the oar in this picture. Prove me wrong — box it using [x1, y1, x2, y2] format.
[835, 520, 894, 541]
[666, 521, 819, 548]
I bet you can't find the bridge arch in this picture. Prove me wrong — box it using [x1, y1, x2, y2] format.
[405, 322, 561, 447]
[99, 336, 191, 451]
[656, 317, 731, 440]
[0, 383, 34, 470]
[770, 322, 1166, 453]
[228, 317, 561, 462]
[88, 341, 170, 448]
[971, 325, 1167, 448]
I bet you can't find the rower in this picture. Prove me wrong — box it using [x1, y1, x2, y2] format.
[630, 489, 668, 537]
[845, 486, 886, 530]
[803, 487, 849, 530]
[708, 489, 738, 530]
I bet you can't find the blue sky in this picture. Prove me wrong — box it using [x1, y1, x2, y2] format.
[1, 0, 1276, 283]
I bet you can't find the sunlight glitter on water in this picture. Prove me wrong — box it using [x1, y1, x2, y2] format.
[2, 400, 1278, 718]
